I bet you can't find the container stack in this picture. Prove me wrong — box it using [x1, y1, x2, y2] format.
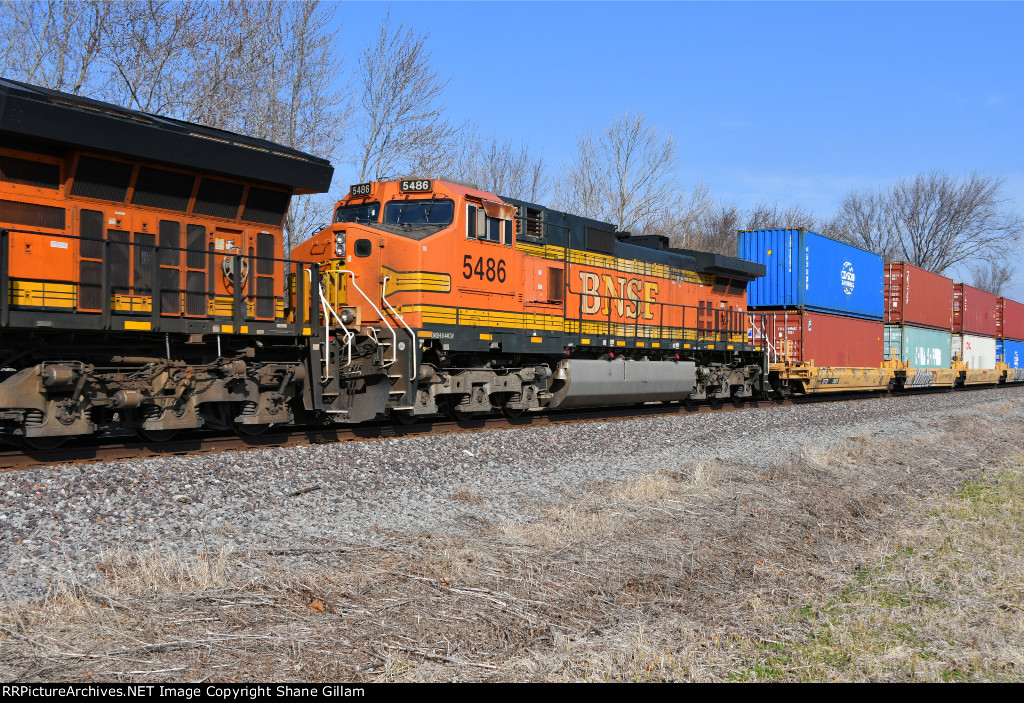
[882, 263, 953, 369]
[952, 283, 998, 370]
[739, 229, 884, 367]
[996, 296, 1024, 371]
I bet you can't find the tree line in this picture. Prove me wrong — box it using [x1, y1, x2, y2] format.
[2, 1, 1020, 293]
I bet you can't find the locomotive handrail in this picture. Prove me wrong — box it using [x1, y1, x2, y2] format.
[341, 270, 397, 368]
[0, 229, 9, 328]
[381, 275, 418, 381]
[747, 312, 773, 374]
[0, 225, 317, 331]
[305, 268, 354, 379]
[322, 277, 355, 371]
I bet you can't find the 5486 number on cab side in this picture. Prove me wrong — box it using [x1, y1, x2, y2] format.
[463, 255, 506, 283]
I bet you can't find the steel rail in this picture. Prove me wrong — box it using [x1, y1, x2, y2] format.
[0, 383, 1000, 472]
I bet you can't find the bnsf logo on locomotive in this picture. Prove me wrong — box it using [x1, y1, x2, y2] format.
[578, 271, 660, 319]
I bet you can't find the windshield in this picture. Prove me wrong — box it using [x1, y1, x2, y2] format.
[383, 199, 454, 225]
[334, 202, 380, 223]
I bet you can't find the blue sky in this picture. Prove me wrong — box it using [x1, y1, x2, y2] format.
[331, 1, 1024, 296]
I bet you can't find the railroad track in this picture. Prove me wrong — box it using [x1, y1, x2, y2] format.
[0, 384, 986, 471]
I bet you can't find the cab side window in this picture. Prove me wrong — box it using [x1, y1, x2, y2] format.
[466, 203, 508, 245]
[485, 216, 501, 243]
[466, 204, 478, 239]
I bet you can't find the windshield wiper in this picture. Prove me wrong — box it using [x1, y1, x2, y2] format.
[396, 196, 410, 223]
[423, 195, 437, 221]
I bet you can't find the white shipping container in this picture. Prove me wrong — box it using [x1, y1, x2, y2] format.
[953, 334, 997, 370]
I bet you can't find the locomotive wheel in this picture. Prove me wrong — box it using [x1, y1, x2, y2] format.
[134, 428, 180, 443]
[448, 406, 474, 422]
[500, 404, 525, 419]
[441, 399, 474, 422]
[230, 420, 270, 437]
[439, 396, 475, 422]
[392, 409, 419, 425]
[20, 435, 67, 450]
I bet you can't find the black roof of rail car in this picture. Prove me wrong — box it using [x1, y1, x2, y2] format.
[0, 78, 333, 194]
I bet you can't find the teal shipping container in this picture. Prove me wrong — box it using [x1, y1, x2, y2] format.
[884, 325, 952, 369]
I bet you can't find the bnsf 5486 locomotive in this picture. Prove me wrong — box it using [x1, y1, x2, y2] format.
[293, 179, 765, 424]
[0, 80, 767, 446]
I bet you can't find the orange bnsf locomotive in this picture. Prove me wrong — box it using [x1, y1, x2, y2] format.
[294, 179, 765, 422]
[0, 79, 335, 447]
[0, 80, 765, 447]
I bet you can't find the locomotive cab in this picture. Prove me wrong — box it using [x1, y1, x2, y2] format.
[291, 177, 527, 419]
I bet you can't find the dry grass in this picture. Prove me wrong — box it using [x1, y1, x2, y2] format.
[728, 463, 1024, 681]
[1, 399, 1023, 681]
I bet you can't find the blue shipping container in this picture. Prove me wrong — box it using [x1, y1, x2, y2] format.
[739, 229, 884, 320]
[997, 339, 1024, 367]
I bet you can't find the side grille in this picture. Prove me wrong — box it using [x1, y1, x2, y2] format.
[0, 155, 60, 190]
[0, 199, 65, 229]
[70, 156, 132, 202]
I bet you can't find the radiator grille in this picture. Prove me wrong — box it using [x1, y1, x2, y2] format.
[256, 277, 274, 319]
[186, 224, 206, 269]
[0, 198, 65, 229]
[133, 232, 155, 294]
[0, 155, 60, 190]
[71, 157, 132, 202]
[242, 187, 289, 226]
[131, 167, 193, 212]
[193, 178, 243, 219]
[185, 270, 206, 316]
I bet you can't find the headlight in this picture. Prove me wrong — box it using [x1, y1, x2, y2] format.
[334, 230, 346, 257]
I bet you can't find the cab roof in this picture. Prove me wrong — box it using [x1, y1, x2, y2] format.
[0, 78, 333, 194]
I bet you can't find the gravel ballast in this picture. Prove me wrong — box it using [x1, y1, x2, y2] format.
[2, 387, 1022, 599]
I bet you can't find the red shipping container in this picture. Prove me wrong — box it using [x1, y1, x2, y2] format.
[953, 284, 998, 336]
[750, 309, 883, 368]
[997, 298, 1024, 341]
[883, 262, 952, 330]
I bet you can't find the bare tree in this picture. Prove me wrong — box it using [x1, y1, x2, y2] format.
[103, 1, 212, 114]
[552, 111, 690, 234]
[969, 260, 1016, 296]
[667, 198, 841, 256]
[675, 201, 743, 255]
[353, 11, 460, 182]
[836, 172, 1023, 274]
[451, 129, 548, 201]
[0, 1, 114, 95]
[642, 182, 712, 247]
[831, 189, 899, 259]
[744, 201, 830, 235]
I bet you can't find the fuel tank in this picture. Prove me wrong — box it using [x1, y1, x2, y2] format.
[548, 358, 696, 408]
